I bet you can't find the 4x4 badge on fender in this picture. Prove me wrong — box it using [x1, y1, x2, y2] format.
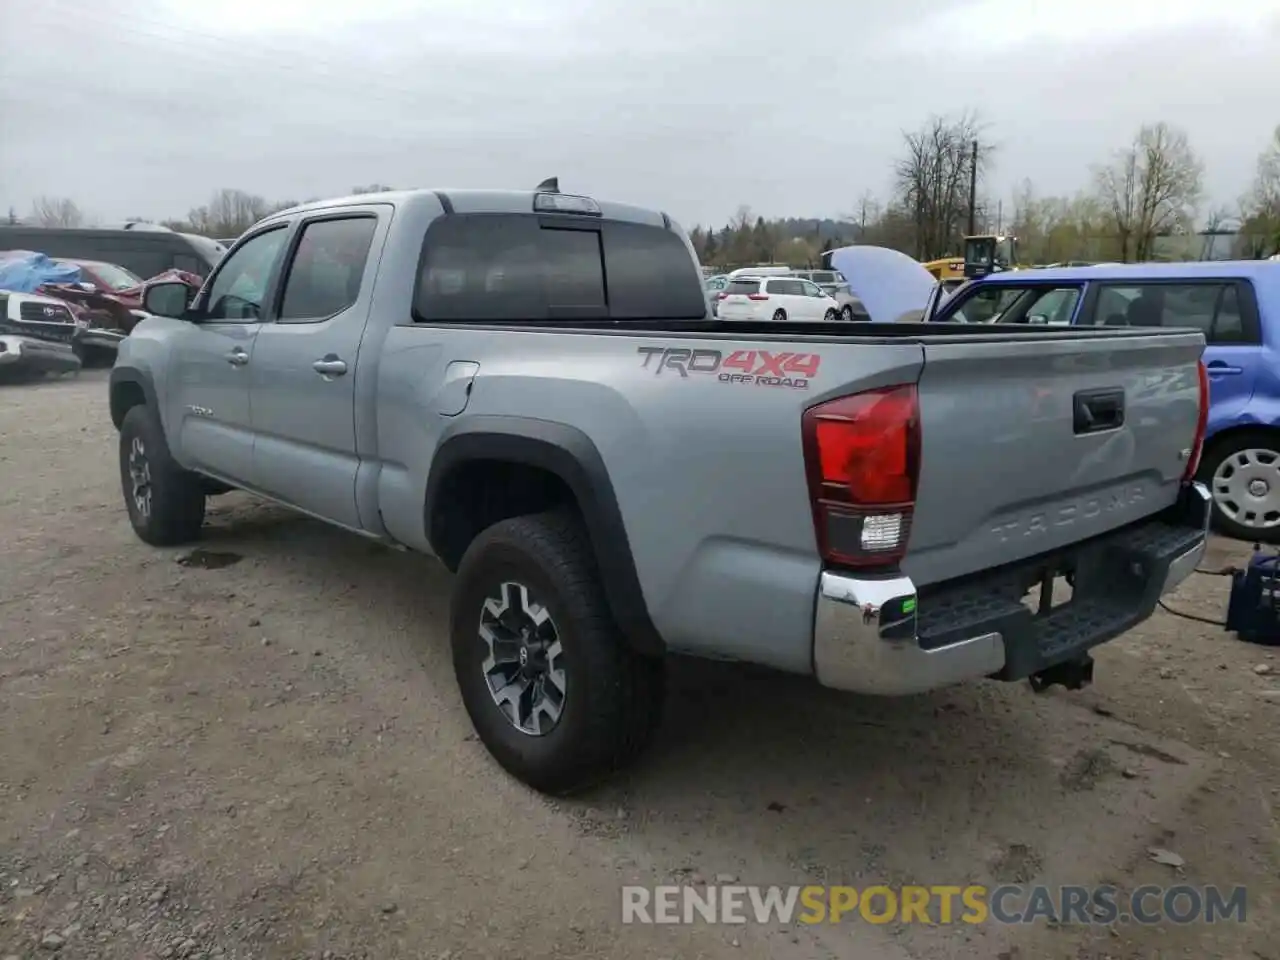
[636, 346, 820, 390]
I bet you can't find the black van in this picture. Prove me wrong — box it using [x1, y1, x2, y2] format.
[0, 224, 227, 280]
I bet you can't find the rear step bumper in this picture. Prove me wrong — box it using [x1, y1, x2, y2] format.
[812, 482, 1211, 696]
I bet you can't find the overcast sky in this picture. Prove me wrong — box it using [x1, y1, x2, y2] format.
[2, 0, 1278, 229]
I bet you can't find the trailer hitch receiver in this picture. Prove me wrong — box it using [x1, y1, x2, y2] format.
[1028, 654, 1094, 693]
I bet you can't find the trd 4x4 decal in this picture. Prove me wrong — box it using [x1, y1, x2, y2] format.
[636, 346, 820, 390]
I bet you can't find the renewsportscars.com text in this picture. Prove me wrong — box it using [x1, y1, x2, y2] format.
[621, 884, 1247, 926]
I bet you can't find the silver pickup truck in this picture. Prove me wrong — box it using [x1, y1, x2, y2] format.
[109, 184, 1212, 794]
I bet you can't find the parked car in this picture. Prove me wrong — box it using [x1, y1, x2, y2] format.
[726, 265, 793, 278]
[0, 291, 83, 376]
[791, 269, 870, 321]
[703, 273, 729, 316]
[61, 258, 145, 293]
[927, 260, 1279, 542]
[716, 275, 842, 322]
[0, 226, 226, 281]
[111, 184, 1209, 795]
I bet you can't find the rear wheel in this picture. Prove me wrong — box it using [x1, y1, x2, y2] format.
[451, 510, 665, 795]
[118, 405, 206, 546]
[1198, 430, 1280, 543]
[840, 305, 854, 321]
[772, 309, 787, 322]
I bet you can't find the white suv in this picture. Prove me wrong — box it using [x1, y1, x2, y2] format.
[716, 275, 840, 322]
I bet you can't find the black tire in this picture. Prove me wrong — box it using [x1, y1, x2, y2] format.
[823, 309, 838, 322]
[1196, 429, 1280, 543]
[451, 510, 665, 795]
[771, 309, 787, 322]
[840, 305, 854, 321]
[118, 405, 206, 546]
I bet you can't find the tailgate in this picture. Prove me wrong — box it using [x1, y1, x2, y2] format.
[903, 330, 1204, 586]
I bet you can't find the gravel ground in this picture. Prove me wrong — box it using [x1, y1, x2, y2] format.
[0, 371, 1277, 960]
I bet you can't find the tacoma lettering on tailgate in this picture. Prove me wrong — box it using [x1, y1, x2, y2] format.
[636, 346, 820, 390]
[990, 486, 1147, 542]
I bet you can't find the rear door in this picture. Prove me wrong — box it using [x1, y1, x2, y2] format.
[1080, 278, 1261, 428]
[248, 209, 385, 528]
[766, 278, 809, 320]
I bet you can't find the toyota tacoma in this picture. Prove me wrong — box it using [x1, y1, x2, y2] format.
[108, 183, 1211, 794]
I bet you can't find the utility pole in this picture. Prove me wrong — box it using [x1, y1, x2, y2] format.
[967, 139, 978, 236]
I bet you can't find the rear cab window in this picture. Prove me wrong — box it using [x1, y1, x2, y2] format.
[414, 214, 707, 322]
[1088, 280, 1258, 344]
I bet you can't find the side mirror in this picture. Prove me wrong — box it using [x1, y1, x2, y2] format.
[1027, 314, 1049, 325]
[143, 281, 194, 319]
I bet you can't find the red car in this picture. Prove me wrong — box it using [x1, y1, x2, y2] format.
[62, 258, 146, 295]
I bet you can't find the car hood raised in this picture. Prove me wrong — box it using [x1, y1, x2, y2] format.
[824, 246, 936, 322]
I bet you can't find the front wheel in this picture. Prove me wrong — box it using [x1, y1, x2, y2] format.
[450, 510, 665, 795]
[840, 305, 854, 322]
[118, 405, 206, 546]
[1198, 430, 1280, 543]
[824, 309, 838, 322]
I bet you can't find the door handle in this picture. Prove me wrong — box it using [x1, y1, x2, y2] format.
[225, 348, 249, 366]
[1206, 361, 1243, 375]
[1073, 387, 1125, 434]
[312, 357, 348, 377]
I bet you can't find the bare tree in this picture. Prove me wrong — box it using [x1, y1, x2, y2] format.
[1240, 126, 1280, 257]
[1094, 122, 1203, 261]
[30, 196, 86, 228]
[893, 112, 994, 260]
[351, 184, 394, 195]
[843, 191, 880, 241]
[179, 189, 274, 237]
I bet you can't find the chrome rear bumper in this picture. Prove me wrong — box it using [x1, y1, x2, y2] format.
[813, 482, 1211, 696]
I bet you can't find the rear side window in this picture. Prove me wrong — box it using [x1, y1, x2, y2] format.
[766, 278, 803, 296]
[414, 214, 705, 322]
[279, 217, 378, 321]
[1091, 281, 1256, 343]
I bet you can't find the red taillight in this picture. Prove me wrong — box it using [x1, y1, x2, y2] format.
[1184, 358, 1209, 481]
[715, 292, 728, 300]
[802, 385, 921, 568]
[747, 293, 770, 301]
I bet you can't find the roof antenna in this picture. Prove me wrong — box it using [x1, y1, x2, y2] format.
[535, 176, 559, 193]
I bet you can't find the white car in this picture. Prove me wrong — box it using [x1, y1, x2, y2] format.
[716, 275, 840, 322]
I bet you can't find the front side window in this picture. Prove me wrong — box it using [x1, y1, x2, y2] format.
[1091, 281, 1252, 343]
[801, 280, 824, 297]
[944, 284, 1082, 324]
[202, 227, 289, 321]
[279, 217, 378, 321]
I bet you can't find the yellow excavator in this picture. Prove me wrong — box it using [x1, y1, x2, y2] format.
[962, 234, 1019, 279]
[921, 235, 1020, 293]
